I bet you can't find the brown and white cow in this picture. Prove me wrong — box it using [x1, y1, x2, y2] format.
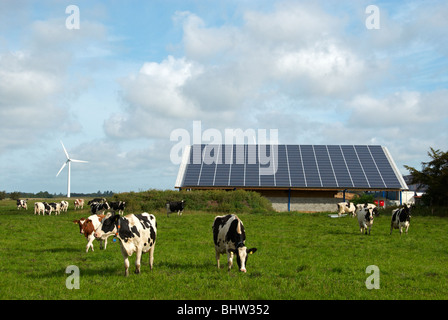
[94, 212, 157, 276]
[73, 214, 107, 252]
[212, 214, 257, 273]
[74, 199, 84, 210]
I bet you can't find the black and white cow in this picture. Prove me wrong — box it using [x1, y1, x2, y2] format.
[60, 200, 69, 212]
[94, 212, 157, 276]
[166, 200, 185, 217]
[88, 198, 106, 205]
[109, 201, 126, 215]
[17, 199, 27, 210]
[357, 206, 375, 235]
[212, 214, 257, 273]
[90, 201, 111, 215]
[49, 202, 61, 215]
[42, 202, 53, 215]
[390, 204, 412, 235]
[355, 203, 379, 217]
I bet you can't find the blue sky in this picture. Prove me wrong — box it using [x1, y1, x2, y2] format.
[0, 0, 447, 194]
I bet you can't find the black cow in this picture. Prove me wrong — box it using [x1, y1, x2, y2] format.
[90, 201, 111, 215]
[166, 200, 185, 217]
[109, 201, 126, 215]
[390, 204, 412, 235]
[212, 214, 257, 273]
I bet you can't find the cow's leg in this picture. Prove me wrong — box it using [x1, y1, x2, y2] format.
[103, 238, 108, 250]
[405, 224, 409, 234]
[86, 235, 95, 252]
[134, 248, 142, 274]
[149, 244, 155, 270]
[227, 251, 234, 271]
[120, 248, 130, 276]
[215, 250, 220, 269]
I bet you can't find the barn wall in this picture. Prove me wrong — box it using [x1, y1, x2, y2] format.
[266, 196, 339, 212]
[256, 189, 339, 212]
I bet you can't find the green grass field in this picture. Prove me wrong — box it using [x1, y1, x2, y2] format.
[1, 199, 447, 300]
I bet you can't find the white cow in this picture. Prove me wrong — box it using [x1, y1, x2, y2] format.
[34, 202, 45, 215]
[60, 201, 69, 212]
[337, 202, 356, 217]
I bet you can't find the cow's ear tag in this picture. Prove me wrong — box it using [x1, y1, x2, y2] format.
[250, 251, 253, 255]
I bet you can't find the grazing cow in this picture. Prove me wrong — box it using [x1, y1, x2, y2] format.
[74, 199, 84, 210]
[357, 206, 375, 235]
[90, 201, 111, 215]
[94, 212, 157, 276]
[34, 202, 45, 215]
[166, 200, 185, 216]
[17, 199, 28, 210]
[109, 201, 126, 215]
[42, 202, 53, 215]
[73, 214, 107, 252]
[337, 201, 356, 217]
[390, 204, 412, 235]
[88, 198, 106, 205]
[212, 214, 257, 273]
[60, 201, 69, 212]
[49, 202, 61, 215]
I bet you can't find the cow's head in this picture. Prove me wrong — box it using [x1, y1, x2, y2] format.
[364, 208, 374, 222]
[402, 204, 412, 221]
[73, 218, 86, 234]
[94, 213, 119, 240]
[230, 245, 257, 273]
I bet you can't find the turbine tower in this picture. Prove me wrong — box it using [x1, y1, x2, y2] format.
[56, 141, 88, 198]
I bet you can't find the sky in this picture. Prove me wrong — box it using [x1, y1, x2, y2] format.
[0, 0, 447, 194]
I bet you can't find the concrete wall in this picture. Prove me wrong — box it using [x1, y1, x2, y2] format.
[266, 196, 340, 212]
[256, 189, 340, 212]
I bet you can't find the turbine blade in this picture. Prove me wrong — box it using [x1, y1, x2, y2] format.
[56, 162, 67, 177]
[60, 140, 70, 159]
[70, 159, 88, 163]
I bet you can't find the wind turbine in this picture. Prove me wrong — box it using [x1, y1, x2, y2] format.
[56, 141, 88, 198]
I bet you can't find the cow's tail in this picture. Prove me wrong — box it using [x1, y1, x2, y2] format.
[235, 215, 242, 234]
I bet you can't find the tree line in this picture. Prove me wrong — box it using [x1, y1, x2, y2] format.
[0, 190, 114, 200]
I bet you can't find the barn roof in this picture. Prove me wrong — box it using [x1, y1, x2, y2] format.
[175, 144, 408, 191]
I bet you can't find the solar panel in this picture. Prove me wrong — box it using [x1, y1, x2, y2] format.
[179, 144, 406, 190]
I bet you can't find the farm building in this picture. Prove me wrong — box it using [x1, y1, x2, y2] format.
[174, 144, 408, 212]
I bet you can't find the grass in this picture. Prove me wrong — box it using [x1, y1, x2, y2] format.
[0, 199, 447, 300]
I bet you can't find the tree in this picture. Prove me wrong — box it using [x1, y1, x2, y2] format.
[404, 147, 448, 206]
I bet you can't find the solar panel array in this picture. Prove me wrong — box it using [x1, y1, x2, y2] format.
[180, 145, 405, 190]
